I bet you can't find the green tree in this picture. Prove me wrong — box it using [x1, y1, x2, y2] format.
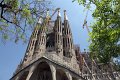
[0, 0, 51, 43]
[74, 0, 120, 63]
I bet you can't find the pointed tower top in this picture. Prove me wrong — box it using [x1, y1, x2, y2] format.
[38, 17, 43, 24]
[64, 10, 68, 20]
[46, 9, 50, 17]
[57, 8, 61, 17]
[38, 9, 50, 24]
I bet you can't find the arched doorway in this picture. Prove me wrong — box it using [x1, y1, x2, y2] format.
[56, 69, 68, 80]
[30, 62, 52, 80]
[19, 71, 29, 80]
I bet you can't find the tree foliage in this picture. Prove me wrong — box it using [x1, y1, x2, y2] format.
[0, 0, 51, 43]
[74, 0, 120, 63]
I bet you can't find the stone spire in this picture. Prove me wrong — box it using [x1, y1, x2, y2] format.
[57, 8, 61, 17]
[33, 23, 46, 57]
[64, 10, 68, 20]
[54, 8, 63, 56]
[63, 10, 73, 58]
[38, 17, 43, 24]
[33, 9, 52, 57]
[46, 9, 50, 17]
[23, 23, 40, 63]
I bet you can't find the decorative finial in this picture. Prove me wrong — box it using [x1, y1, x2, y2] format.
[38, 16, 43, 24]
[57, 8, 61, 17]
[46, 9, 50, 17]
[64, 10, 68, 20]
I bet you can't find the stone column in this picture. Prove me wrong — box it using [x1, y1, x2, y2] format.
[50, 64, 56, 80]
[26, 65, 36, 80]
[66, 72, 72, 80]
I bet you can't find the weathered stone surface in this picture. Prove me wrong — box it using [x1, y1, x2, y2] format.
[10, 10, 120, 80]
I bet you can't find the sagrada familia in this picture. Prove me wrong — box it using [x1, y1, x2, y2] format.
[10, 9, 120, 80]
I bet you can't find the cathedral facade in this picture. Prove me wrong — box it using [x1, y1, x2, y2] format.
[10, 9, 120, 80]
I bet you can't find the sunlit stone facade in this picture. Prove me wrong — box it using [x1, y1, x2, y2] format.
[10, 9, 120, 80]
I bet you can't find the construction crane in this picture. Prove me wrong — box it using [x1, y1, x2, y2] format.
[46, 8, 60, 25]
[38, 8, 60, 25]
[82, 11, 90, 33]
[82, 11, 97, 79]
[49, 8, 60, 20]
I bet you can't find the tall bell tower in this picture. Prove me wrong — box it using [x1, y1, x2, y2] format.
[54, 9, 63, 57]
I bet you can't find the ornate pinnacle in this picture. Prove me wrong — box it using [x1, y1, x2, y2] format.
[57, 8, 61, 17]
[64, 10, 68, 20]
[38, 16, 43, 24]
[46, 9, 50, 17]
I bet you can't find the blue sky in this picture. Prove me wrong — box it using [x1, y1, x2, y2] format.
[0, 0, 94, 80]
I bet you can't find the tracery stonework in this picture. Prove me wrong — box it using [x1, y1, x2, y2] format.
[10, 9, 120, 80]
